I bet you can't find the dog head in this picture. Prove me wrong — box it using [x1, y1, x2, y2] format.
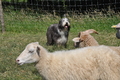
[58, 18, 70, 31]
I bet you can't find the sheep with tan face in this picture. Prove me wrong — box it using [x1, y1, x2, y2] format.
[72, 29, 99, 48]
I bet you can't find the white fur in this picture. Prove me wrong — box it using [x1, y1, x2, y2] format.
[57, 29, 67, 44]
[62, 18, 70, 27]
[16, 42, 120, 80]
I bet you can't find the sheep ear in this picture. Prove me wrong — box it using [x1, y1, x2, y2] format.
[72, 37, 80, 42]
[93, 30, 98, 34]
[78, 32, 81, 37]
[36, 46, 40, 57]
[85, 29, 98, 34]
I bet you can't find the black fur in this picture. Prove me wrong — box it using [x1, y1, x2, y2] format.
[116, 28, 120, 39]
[36, 47, 40, 57]
[46, 18, 70, 47]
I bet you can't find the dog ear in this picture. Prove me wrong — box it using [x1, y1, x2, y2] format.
[36, 46, 40, 57]
[59, 19, 62, 23]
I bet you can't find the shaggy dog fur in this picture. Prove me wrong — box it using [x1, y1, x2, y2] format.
[46, 18, 70, 47]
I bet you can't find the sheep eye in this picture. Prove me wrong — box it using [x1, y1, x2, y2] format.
[80, 39, 83, 42]
[29, 50, 34, 53]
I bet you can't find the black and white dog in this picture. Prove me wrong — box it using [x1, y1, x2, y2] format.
[46, 18, 70, 47]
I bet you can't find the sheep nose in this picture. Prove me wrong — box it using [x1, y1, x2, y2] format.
[74, 42, 80, 48]
[16, 59, 20, 63]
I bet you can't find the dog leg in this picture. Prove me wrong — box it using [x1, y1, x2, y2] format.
[46, 32, 53, 45]
[64, 43, 67, 48]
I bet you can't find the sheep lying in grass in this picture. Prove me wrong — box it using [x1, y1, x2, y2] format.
[16, 42, 120, 80]
[72, 29, 120, 56]
[72, 29, 120, 55]
[72, 29, 99, 48]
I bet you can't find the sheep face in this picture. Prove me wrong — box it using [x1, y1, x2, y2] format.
[16, 42, 40, 65]
[72, 32, 87, 48]
[72, 29, 98, 48]
[72, 37, 81, 48]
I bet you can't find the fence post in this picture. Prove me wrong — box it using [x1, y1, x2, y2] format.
[0, 0, 5, 33]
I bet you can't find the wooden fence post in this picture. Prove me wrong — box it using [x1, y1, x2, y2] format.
[0, 0, 5, 33]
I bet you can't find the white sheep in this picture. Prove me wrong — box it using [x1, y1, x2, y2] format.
[16, 42, 120, 80]
[108, 46, 120, 55]
[72, 29, 99, 48]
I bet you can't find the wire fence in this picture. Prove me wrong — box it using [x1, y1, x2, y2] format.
[2, 0, 120, 14]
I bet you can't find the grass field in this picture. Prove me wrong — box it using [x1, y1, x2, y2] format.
[0, 9, 120, 80]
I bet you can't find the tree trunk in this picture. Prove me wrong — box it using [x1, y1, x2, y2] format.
[0, 0, 5, 33]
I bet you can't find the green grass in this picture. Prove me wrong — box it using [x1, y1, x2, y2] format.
[0, 10, 120, 80]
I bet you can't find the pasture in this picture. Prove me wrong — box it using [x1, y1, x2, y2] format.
[0, 9, 120, 80]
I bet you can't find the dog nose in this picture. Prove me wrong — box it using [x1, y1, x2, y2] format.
[66, 22, 68, 25]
